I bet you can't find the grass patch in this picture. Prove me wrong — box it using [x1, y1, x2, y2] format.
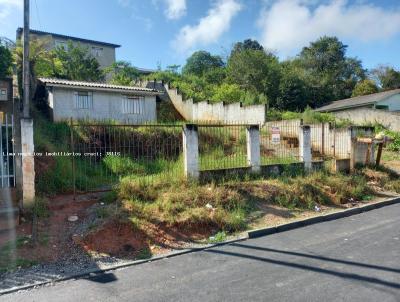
[0, 236, 38, 273]
[113, 168, 383, 241]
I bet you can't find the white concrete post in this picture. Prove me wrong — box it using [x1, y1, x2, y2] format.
[20, 118, 35, 206]
[246, 125, 261, 173]
[183, 124, 199, 179]
[299, 125, 312, 171]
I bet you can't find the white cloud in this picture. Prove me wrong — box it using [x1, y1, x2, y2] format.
[164, 0, 186, 20]
[258, 0, 400, 57]
[172, 0, 242, 53]
[0, 0, 21, 21]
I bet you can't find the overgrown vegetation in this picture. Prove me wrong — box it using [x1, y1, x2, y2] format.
[106, 168, 387, 240]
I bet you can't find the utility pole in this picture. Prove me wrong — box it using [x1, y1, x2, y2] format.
[23, 0, 30, 118]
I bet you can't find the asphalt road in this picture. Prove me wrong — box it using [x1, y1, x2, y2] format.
[2, 203, 400, 302]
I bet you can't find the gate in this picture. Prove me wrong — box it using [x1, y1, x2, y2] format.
[0, 113, 15, 188]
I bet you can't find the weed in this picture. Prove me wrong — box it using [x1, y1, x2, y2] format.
[136, 247, 152, 260]
[208, 231, 227, 243]
[96, 207, 109, 219]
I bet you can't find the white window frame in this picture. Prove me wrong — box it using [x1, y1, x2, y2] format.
[122, 96, 145, 115]
[0, 89, 7, 101]
[92, 46, 103, 57]
[55, 40, 67, 49]
[74, 91, 93, 109]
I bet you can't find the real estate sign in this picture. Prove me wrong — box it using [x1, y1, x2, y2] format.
[271, 127, 280, 145]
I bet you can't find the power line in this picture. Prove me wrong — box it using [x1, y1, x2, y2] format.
[34, 0, 42, 29]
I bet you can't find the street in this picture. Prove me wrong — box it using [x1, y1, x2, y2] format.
[2, 203, 400, 302]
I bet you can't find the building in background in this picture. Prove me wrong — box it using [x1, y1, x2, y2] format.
[315, 89, 400, 131]
[16, 28, 120, 69]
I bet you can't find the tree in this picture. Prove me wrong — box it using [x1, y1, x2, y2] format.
[351, 79, 379, 97]
[182, 51, 224, 77]
[211, 83, 243, 103]
[105, 61, 139, 85]
[54, 41, 104, 81]
[297, 36, 365, 106]
[371, 65, 400, 90]
[227, 49, 280, 103]
[0, 39, 13, 78]
[231, 39, 264, 56]
[166, 64, 181, 74]
[14, 37, 57, 99]
[276, 63, 309, 111]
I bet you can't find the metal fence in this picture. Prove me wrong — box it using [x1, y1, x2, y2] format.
[198, 123, 248, 171]
[0, 113, 15, 188]
[70, 123, 183, 193]
[261, 121, 300, 165]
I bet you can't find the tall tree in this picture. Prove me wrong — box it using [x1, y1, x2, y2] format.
[371, 65, 400, 90]
[297, 36, 365, 106]
[231, 39, 264, 56]
[351, 79, 379, 97]
[0, 39, 13, 78]
[227, 49, 280, 103]
[276, 63, 309, 111]
[54, 41, 104, 82]
[105, 61, 139, 85]
[182, 51, 224, 77]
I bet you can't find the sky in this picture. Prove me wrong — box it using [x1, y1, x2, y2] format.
[1, 0, 400, 71]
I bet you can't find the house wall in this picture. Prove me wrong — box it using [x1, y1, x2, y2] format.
[332, 107, 400, 131]
[50, 87, 157, 124]
[30, 33, 116, 69]
[377, 94, 400, 111]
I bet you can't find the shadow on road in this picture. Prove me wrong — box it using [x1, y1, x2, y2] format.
[229, 242, 400, 274]
[205, 244, 400, 290]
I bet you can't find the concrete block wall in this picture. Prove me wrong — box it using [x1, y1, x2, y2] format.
[163, 82, 266, 124]
[333, 107, 400, 131]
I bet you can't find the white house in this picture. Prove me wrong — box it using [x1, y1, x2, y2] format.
[39, 78, 161, 124]
[315, 89, 400, 131]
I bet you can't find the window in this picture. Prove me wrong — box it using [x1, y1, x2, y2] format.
[0, 89, 7, 101]
[74, 91, 93, 109]
[55, 40, 67, 49]
[123, 96, 144, 114]
[92, 47, 103, 57]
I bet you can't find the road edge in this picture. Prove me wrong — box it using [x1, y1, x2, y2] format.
[1, 195, 399, 296]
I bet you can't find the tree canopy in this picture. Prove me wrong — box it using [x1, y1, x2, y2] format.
[372, 66, 400, 90]
[182, 51, 224, 77]
[0, 39, 13, 78]
[104, 60, 139, 85]
[351, 79, 379, 97]
[53, 42, 103, 82]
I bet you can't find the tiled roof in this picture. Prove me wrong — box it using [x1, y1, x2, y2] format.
[17, 28, 121, 48]
[38, 78, 160, 94]
[315, 89, 400, 112]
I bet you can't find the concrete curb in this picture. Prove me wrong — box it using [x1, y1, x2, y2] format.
[0, 237, 247, 296]
[248, 196, 400, 238]
[2, 196, 399, 296]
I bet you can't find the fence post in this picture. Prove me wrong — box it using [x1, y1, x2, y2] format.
[299, 125, 312, 171]
[246, 125, 261, 173]
[350, 126, 359, 172]
[183, 124, 199, 179]
[20, 118, 35, 207]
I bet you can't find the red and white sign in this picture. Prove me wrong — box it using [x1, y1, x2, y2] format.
[271, 127, 280, 145]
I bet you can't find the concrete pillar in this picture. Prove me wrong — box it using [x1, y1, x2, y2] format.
[246, 125, 261, 173]
[183, 124, 199, 179]
[299, 125, 312, 171]
[20, 118, 35, 207]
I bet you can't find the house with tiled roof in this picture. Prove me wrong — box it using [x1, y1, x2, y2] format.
[38, 78, 162, 124]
